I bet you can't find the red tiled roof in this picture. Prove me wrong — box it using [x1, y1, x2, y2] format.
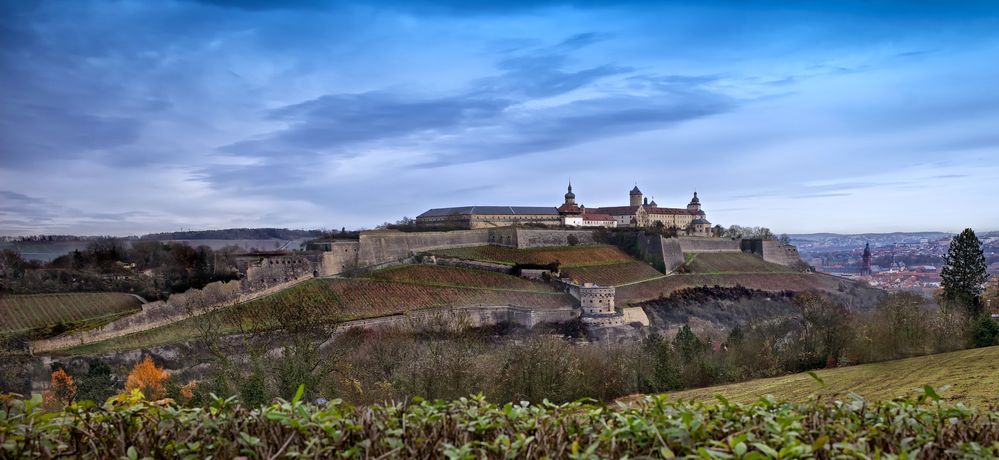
[558, 203, 582, 214]
[590, 206, 640, 215]
[582, 212, 614, 222]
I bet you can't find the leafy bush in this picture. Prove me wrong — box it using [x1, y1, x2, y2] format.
[2, 389, 997, 459]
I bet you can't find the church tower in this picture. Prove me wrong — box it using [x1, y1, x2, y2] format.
[564, 181, 576, 206]
[687, 191, 702, 212]
[629, 185, 643, 207]
[860, 243, 872, 276]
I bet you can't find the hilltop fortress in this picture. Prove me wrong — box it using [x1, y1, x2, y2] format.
[415, 183, 713, 237]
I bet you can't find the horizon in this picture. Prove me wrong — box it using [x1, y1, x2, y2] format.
[2, 0, 999, 236]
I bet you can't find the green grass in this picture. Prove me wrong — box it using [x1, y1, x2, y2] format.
[0, 292, 142, 333]
[663, 346, 999, 408]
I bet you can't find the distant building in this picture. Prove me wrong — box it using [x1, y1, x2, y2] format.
[415, 181, 714, 236]
[860, 242, 872, 276]
[415, 206, 561, 229]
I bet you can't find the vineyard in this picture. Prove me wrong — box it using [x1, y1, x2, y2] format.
[4, 389, 998, 458]
[559, 261, 664, 286]
[370, 265, 556, 292]
[685, 252, 795, 274]
[0, 293, 142, 333]
[429, 245, 632, 267]
[63, 278, 575, 354]
[616, 272, 855, 303]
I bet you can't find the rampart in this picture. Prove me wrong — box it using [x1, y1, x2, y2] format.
[320, 241, 360, 276]
[677, 238, 741, 253]
[29, 275, 313, 353]
[356, 230, 491, 269]
[741, 239, 805, 268]
[354, 228, 597, 269]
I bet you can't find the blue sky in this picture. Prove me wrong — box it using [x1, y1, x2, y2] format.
[1, 0, 998, 236]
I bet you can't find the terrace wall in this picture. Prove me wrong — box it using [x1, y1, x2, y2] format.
[324, 304, 580, 338]
[740, 239, 805, 268]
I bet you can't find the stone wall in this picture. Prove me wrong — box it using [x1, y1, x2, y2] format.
[514, 228, 596, 248]
[244, 254, 315, 289]
[356, 230, 491, 269]
[676, 237, 742, 253]
[741, 239, 805, 268]
[579, 285, 615, 314]
[320, 241, 360, 276]
[29, 275, 313, 353]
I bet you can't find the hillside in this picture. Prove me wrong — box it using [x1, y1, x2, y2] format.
[663, 346, 999, 407]
[62, 268, 575, 354]
[684, 252, 795, 274]
[617, 272, 881, 305]
[0, 293, 142, 334]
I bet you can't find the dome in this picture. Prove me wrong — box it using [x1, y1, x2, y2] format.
[630, 186, 642, 196]
[689, 191, 700, 204]
[565, 182, 575, 200]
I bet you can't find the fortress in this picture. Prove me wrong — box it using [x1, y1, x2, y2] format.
[415, 183, 713, 237]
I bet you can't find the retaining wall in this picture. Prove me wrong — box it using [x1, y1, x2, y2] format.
[329, 305, 579, 336]
[741, 239, 804, 267]
[514, 229, 596, 248]
[676, 237, 742, 253]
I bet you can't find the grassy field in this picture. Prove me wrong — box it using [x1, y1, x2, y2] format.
[685, 252, 795, 274]
[560, 261, 664, 286]
[0, 292, 142, 333]
[429, 244, 633, 267]
[663, 346, 999, 407]
[370, 265, 556, 292]
[616, 272, 853, 303]
[62, 277, 575, 354]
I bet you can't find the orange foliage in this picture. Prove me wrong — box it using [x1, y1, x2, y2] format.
[179, 380, 197, 402]
[124, 356, 170, 400]
[42, 368, 77, 409]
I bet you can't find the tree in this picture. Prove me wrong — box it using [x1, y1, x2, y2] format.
[75, 359, 121, 403]
[124, 355, 170, 400]
[779, 234, 792, 246]
[940, 228, 988, 316]
[42, 368, 77, 409]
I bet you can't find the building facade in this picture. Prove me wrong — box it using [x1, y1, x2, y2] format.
[415, 182, 713, 236]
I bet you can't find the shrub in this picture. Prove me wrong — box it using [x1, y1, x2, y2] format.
[124, 356, 169, 400]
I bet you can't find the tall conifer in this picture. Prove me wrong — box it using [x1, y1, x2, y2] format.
[940, 228, 988, 315]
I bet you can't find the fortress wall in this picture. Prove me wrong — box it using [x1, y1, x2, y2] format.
[661, 238, 686, 272]
[356, 230, 491, 268]
[320, 242, 359, 276]
[29, 276, 312, 353]
[677, 237, 742, 253]
[513, 229, 596, 248]
[755, 240, 805, 267]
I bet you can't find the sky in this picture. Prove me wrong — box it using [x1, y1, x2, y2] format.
[1, 0, 998, 236]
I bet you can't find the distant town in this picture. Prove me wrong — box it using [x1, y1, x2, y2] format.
[792, 232, 999, 297]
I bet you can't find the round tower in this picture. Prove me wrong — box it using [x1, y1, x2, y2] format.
[629, 185, 643, 207]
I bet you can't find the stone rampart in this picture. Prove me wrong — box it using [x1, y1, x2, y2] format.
[514, 229, 596, 248]
[29, 275, 313, 353]
[741, 239, 805, 267]
[356, 230, 491, 269]
[320, 241, 359, 276]
[676, 237, 742, 253]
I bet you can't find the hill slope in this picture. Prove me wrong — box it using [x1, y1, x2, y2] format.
[664, 346, 999, 407]
[0, 292, 142, 333]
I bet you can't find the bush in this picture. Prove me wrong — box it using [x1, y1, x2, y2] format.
[3, 390, 998, 459]
[973, 316, 999, 348]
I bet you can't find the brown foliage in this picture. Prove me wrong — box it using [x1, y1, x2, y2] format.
[124, 356, 170, 400]
[42, 368, 76, 409]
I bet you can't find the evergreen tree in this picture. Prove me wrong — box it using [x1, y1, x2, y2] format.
[940, 228, 988, 315]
